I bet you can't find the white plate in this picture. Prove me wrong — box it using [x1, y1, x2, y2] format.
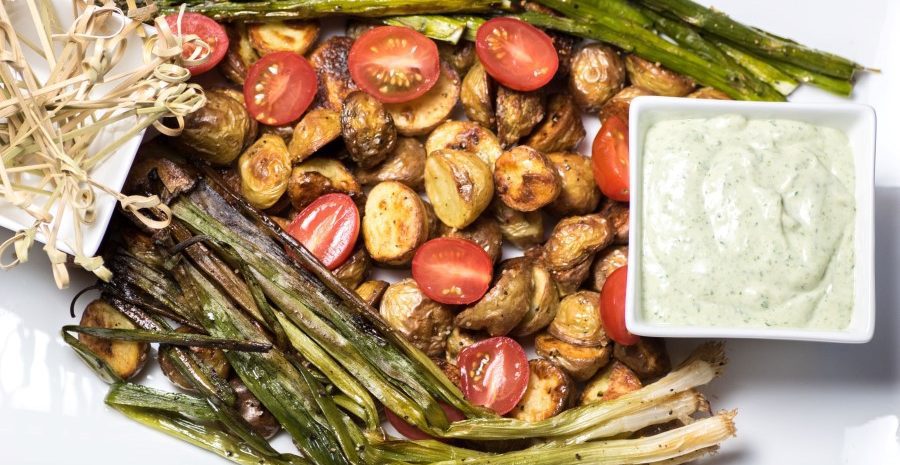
[2, 1, 900, 464]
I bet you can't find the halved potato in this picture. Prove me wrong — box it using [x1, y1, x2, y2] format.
[425, 121, 503, 170]
[385, 61, 460, 136]
[445, 326, 487, 364]
[598, 86, 655, 125]
[380, 279, 454, 356]
[494, 146, 561, 212]
[548, 290, 607, 347]
[238, 134, 292, 209]
[288, 108, 342, 163]
[512, 263, 559, 337]
[341, 91, 397, 169]
[362, 181, 429, 265]
[526, 93, 586, 154]
[490, 198, 544, 249]
[613, 337, 672, 380]
[568, 44, 626, 112]
[424, 149, 493, 229]
[455, 258, 533, 336]
[249, 20, 319, 56]
[355, 137, 426, 191]
[496, 86, 544, 147]
[333, 247, 370, 289]
[221, 23, 258, 85]
[356, 279, 390, 308]
[158, 326, 231, 392]
[460, 61, 495, 129]
[78, 299, 148, 380]
[509, 359, 573, 421]
[309, 36, 359, 111]
[535, 332, 611, 382]
[590, 245, 628, 292]
[580, 360, 642, 405]
[598, 199, 630, 244]
[547, 152, 600, 217]
[287, 170, 336, 211]
[541, 214, 613, 271]
[293, 157, 362, 199]
[438, 216, 504, 264]
[624, 54, 695, 96]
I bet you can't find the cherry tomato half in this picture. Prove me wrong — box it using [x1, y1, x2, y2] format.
[385, 403, 466, 441]
[348, 26, 441, 103]
[600, 266, 640, 346]
[164, 13, 228, 76]
[457, 337, 529, 415]
[591, 114, 631, 202]
[475, 17, 558, 92]
[285, 193, 359, 270]
[244, 51, 317, 126]
[412, 238, 492, 305]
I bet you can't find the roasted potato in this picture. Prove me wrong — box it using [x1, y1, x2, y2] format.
[548, 31, 577, 80]
[345, 20, 377, 39]
[460, 61, 495, 129]
[551, 255, 594, 296]
[624, 54, 695, 97]
[309, 36, 359, 111]
[425, 121, 503, 170]
[438, 216, 504, 264]
[455, 258, 533, 336]
[424, 149, 494, 229]
[509, 359, 573, 421]
[613, 337, 672, 380]
[341, 91, 397, 168]
[230, 378, 281, 439]
[380, 279, 454, 356]
[598, 86, 655, 124]
[547, 152, 600, 216]
[590, 245, 628, 291]
[439, 41, 476, 76]
[688, 87, 731, 100]
[292, 157, 362, 199]
[386, 61, 460, 136]
[422, 199, 441, 240]
[598, 199, 629, 244]
[249, 20, 319, 56]
[260, 123, 294, 144]
[271, 215, 291, 231]
[363, 181, 429, 265]
[158, 326, 231, 392]
[548, 291, 607, 347]
[541, 214, 613, 271]
[288, 108, 342, 163]
[433, 358, 463, 389]
[580, 361, 642, 405]
[525, 93, 586, 154]
[333, 247, 370, 289]
[511, 263, 559, 337]
[494, 146, 561, 212]
[490, 198, 544, 249]
[445, 326, 486, 364]
[355, 137, 426, 191]
[496, 86, 544, 147]
[238, 134, 292, 209]
[221, 23, 257, 85]
[178, 88, 257, 166]
[568, 44, 626, 112]
[356, 279, 389, 308]
[535, 332, 611, 382]
[79, 300, 148, 380]
[286, 170, 336, 211]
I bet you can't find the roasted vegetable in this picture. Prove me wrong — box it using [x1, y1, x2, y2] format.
[541, 214, 614, 295]
[490, 198, 544, 249]
[230, 378, 281, 439]
[422, 199, 441, 240]
[362, 181, 429, 265]
[598, 199, 629, 244]
[614, 337, 672, 381]
[286, 169, 336, 211]
[511, 263, 559, 337]
[78, 299, 148, 380]
[260, 123, 294, 144]
[158, 327, 231, 392]
[332, 247, 370, 289]
[355, 137, 426, 190]
[547, 152, 601, 216]
[624, 54, 695, 96]
[547, 31, 577, 80]
[309, 36, 358, 111]
[496, 86, 544, 147]
[237, 134, 291, 209]
[424, 149, 494, 229]
[580, 360, 642, 405]
[590, 245, 628, 291]
[292, 157, 362, 199]
[178, 88, 257, 166]
[438, 216, 504, 264]
[551, 255, 594, 296]
[548, 290, 607, 347]
[355, 279, 389, 308]
[345, 20, 377, 39]
[433, 358, 463, 389]
[460, 61, 495, 129]
[494, 146, 561, 212]
[439, 41, 476, 76]
[525, 93, 586, 154]
[385, 61, 460, 136]
[380, 279, 454, 356]
[568, 44, 626, 112]
[455, 257, 533, 336]
[221, 23, 258, 85]
[249, 20, 319, 56]
[425, 120, 503, 170]
[509, 359, 573, 422]
[687, 87, 731, 99]
[445, 326, 486, 364]
[535, 332, 611, 382]
[287, 108, 342, 163]
[341, 91, 397, 168]
[598, 85, 655, 124]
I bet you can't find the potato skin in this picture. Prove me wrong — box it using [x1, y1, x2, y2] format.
[287, 170, 336, 211]
[385, 62, 460, 136]
[455, 258, 533, 336]
[341, 91, 397, 168]
[159, 326, 230, 392]
[333, 247, 370, 289]
[79, 299, 148, 380]
[494, 146, 561, 212]
[445, 326, 486, 364]
[511, 263, 559, 337]
[439, 41, 476, 76]
[509, 359, 573, 422]
[355, 280, 389, 308]
[288, 108, 341, 163]
[598, 86, 655, 124]
[355, 137, 426, 191]
[238, 134, 292, 209]
[613, 337, 672, 381]
[380, 279, 454, 356]
[425, 120, 503, 170]
[624, 54, 695, 97]
[535, 332, 611, 382]
[363, 181, 429, 266]
[292, 157, 362, 200]
[598, 199, 629, 244]
[309, 36, 359, 111]
[179, 88, 257, 166]
[542, 214, 613, 271]
[496, 86, 544, 147]
[438, 216, 504, 264]
[590, 245, 628, 291]
[249, 20, 319, 56]
[230, 378, 281, 439]
[569, 44, 626, 112]
[547, 152, 600, 216]
[221, 23, 257, 85]
[548, 291, 608, 347]
[424, 149, 494, 229]
[460, 61, 495, 129]
[580, 360, 642, 405]
[526, 93, 586, 154]
[490, 198, 544, 249]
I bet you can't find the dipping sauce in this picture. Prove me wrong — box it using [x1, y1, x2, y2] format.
[641, 114, 855, 329]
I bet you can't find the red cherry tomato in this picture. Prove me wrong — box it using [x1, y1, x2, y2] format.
[164, 13, 228, 76]
[348, 26, 441, 103]
[601, 266, 639, 346]
[385, 403, 466, 441]
[591, 115, 631, 202]
[475, 17, 558, 92]
[244, 52, 317, 125]
[285, 193, 359, 270]
[412, 238, 492, 305]
[457, 337, 529, 415]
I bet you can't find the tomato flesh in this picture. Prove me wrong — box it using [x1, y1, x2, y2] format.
[164, 13, 228, 76]
[244, 51, 317, 125]
[385, 403, 466, 441]
[285, 193, 359, 270]
[592, 115, 631, 202]
[412, 238, 492, 305]
[600, 266, 640, 346]
[475, 17, 558, 92]
[349, 26, 440, 103]
[457, 337, 529, 415]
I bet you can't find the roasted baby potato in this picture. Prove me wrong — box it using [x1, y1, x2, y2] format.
[598, 199, 629, 244]
[293, 157, 362, 199]
[424, 149, 494, 229]
[355, 137, 426, 190]
[260, 123, 294, 144]
[221, 23, 257, 85]
[552, 255, 594, 296]
[548, 290, 607, 347]
[345, 20, 377, 39]
[230, 378, 281, 439]
[341, 91, 397, 168]
[541, 214, 613, 271]
[547, 152, 600, 216]
[490, 198, 544, 249]
[590, 245, 628, 291]
[179, 88, 257, 166]
[598, 85, 655, 124]
[512, 263, 560, 337]
[445, 326, 486, 364]
[580, 360, 642, 405]
[287, 170, 336, 211]
[496, 86, 544, 147]
[525, 93, 586, 154]
[422, 199, 441, 240]
[460, 61, 495, 129]
[356, 279, 389, 308]
[249, 20, 319, 56]
[494, 146, 561, 212]
[288, 108, 342, 163]
[380, 279, 454, 356]
[548, 31, 577, 80]
[434, 358, 463, 389]
[79, 299, 148, 380]
[386, 61, 460, 136]
[438, 216, 504, 264]
[425, 121, 503, 170]
[569, 44, 626, 112]
[614, 337, 672, 380]
[624, 54, 695, 96]
[439, 41, 476, 76]
[238, 134, 292, 209]
[158, 326, 231, 392]
[333, 247, 370, 289]
[363, 181, 429, 265]
[309, 36, 359, 111]
[688, 87, 731, 100]
[509, 359, 573, 422]
[535, 332, 611, 382]
[455, 258, 533, 336]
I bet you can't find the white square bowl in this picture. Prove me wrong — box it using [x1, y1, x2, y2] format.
[625, 96, 876, 343]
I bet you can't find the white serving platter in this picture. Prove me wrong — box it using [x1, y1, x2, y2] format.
[1, 1, 899, 464]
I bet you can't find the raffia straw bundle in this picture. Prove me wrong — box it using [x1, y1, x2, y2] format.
[0, 0, 207, 289]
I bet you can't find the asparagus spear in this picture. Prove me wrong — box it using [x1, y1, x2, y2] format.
[156, 0, 499, 21]
[384, 15, 469, 43]
[711, 40, 800, 96]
